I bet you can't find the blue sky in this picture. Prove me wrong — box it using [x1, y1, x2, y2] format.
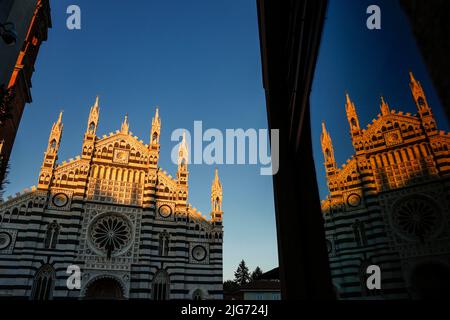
[311, 0, 450, 200]
[5, 0, 277, 281]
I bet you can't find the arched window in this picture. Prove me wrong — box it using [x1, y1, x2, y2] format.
[31, 264, 55, 300]
[152, 270, 170, 301]
[27, 201, 33, 211]
[418, 97, 426, 107]
[215, 197, 221, 211]
[11, 207, 19, 221]
[45, 221, 60, 249]
[158, 232, 170, 256]
[50, 139, 56, 150]
[152, 132, 158, 144]
[351, 118, 357, 128]
[88, 122, 96, 133]
[192, 289, 203, 300]
[352, 220, 367, 247]
[325, 149, 331, 160]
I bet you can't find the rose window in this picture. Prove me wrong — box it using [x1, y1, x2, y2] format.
[393, 196, 442, 241]
[90, 214, 132, 257]
[0, 232, 12, 250]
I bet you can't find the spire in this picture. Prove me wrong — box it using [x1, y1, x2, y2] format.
[409, 71, 423, 96]
[177, 130, 189, 191]
[211, 168, 223, 222]
[181, 130, 186, 146]
[380, 96, 390, 116]
[153, 107, 160, 126]
[409, 71, 417, 84]
[86, 96, 100, 135]
[49, 111, 63, 151]
[346, 92, 352, 106]
[321, 121, 337, 178]
[345, 93, 360, 134]
[150, 107, 161, 146]
[39, 111, 64, 190]
[408, 71, 436, 132]
[57, 110, 63, 125]
[322, 122, 328, 137]
[121, 113, 129, 133]
[409, 71, 431, 114]
[94, 95, 99, 109]
[212, 168, 222, 193]
[178, 130, 189, 167]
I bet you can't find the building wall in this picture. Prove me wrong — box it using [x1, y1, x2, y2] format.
[0, 0, 50, 188]
[321, 73, 450, 299]
[0, 0, 37, 86]
[0, 103, 224, 300]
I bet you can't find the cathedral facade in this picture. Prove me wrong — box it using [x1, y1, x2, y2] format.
[0, 98, 224, 300]
[321, 73, 450, 299]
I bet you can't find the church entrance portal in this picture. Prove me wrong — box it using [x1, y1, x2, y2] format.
[85, 278, 124, 300]
[410, 262, 450, 299]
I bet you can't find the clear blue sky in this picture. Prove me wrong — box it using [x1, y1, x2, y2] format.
[5, 0, 278, 281]
[312, 0, 450, 200]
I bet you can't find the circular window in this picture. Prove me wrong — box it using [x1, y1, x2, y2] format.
[89, 214, 133, 256]
[347, 194, 361, 208]
[192, 245, 207, 262]
[0, 232, 12, 250]
[158, 205, 172, 218]
[393, 196, 442, 241]
[52, 193, 69, 207]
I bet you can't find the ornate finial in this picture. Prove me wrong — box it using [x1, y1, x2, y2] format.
[380, 96, 390, 116]
[346, 92, 351, 104]
[57, 110, 63, 124]
[121, 113, 129, 133]
[213, 167, 221, 190]
[345, 93, 355, 113]
[409, 71, 416, 83]
[211, 168, 223, 215]
[94, 95, 99, 108]
[152, 106, 161, 126]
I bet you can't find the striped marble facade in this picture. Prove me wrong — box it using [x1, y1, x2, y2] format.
[0, 98, 224, 300]
[321, 73, 450, 299]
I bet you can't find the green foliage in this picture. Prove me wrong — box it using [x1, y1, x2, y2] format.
[234, 259, 251, 286]
[251, 266, 263, 280]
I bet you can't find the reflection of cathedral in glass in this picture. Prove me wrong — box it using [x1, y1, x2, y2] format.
[321, 73, 450, 299]
[0, 98, 223, 300]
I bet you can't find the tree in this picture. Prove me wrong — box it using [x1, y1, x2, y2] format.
[251, 266, 263, 281]
[234, 260, 251, 286]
